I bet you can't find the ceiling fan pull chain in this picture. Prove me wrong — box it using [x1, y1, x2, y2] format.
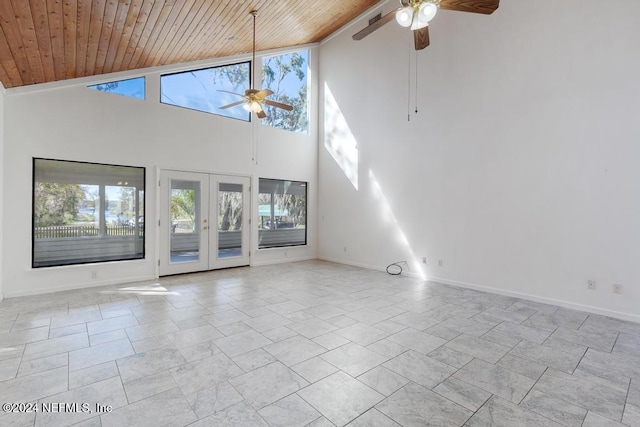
[251, 11, 257, 90]
[407, 43, 412, 121]
[415, 50, 419, 114]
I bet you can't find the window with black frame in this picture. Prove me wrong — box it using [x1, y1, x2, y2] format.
[32, 158, 145, 268]
[258, 179, 307, 248]
[160, 62, 251, 121]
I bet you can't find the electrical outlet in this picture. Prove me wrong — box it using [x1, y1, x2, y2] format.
[343, 246, 347, 252]
[422, 257, 427, 265]
[438, 259, 443, 267]
[587, 280, 596, 290]
[613, 283, 622, 294]
[91, 270, 98, 279]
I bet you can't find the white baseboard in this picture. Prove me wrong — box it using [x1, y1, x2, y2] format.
[251, 255, 316, 267]
[318, 256, 388, 274]
[429, 276, 640, 324]
[3, 257, 317, 298]
[319, 256, 428, 279]
[319, 256, 639, 324]
[3, 275, 157, 299]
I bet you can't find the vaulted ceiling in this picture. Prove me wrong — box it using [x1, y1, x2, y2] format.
[0, 0, 380, 89]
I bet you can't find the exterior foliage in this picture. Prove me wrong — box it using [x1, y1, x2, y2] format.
[34, 183, 84, 226]
[171, 189, 196, 229]
[262, 52, 309, 133]
[209, 51, 309, 133]
[218, 192, 243, 231]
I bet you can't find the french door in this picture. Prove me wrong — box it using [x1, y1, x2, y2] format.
[159, 170, 250, 276]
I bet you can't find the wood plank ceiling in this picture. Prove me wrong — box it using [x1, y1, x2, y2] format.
[0, 0, 380, 89]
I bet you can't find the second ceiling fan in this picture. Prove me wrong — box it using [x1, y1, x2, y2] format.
[219, 10, 293, 119]
[353, 0, 500, 50]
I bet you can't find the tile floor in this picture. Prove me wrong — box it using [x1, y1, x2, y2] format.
[0, 260, 639, 426]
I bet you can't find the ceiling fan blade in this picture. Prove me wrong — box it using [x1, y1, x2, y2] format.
[217, 89, 245, 97]
[255, 89, 274, 99]
[256, 108, 266, 119]
[264, 99, 293, 111]
[219, 100, 247, 110]
[352, 9, 398, 41]
[413, 26, 430, 50]
[438, 0, 500, 15]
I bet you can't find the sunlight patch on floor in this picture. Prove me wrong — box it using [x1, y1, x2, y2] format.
[102, 284, 181, 296]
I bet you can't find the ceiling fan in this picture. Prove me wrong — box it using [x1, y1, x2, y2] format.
[353, 0, 500, 50]
[218, 10, 293, 119]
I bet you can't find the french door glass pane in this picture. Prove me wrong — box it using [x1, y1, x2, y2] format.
[170, 180, 200, 263]
[218, 183, 243, 258]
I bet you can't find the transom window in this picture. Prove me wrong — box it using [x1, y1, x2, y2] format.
[88, 77, 145, 100]
[160, 62, 251, 121]
[261, 50, 309, 134]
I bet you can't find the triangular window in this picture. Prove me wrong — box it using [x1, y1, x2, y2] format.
[88, 77, 145, 100]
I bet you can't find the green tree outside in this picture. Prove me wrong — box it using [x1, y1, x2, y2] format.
[34, 183, 84, 226]
[210, 51, 308, 133]
[171, 189, 196, 231]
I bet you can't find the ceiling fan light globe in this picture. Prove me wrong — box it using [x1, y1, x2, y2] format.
[250, 101, 262, 112]
[411, 20, 429, 30]
[417, 3, 437, 24]
[242, 103, 252, 112]
[396, 7, 413, 27]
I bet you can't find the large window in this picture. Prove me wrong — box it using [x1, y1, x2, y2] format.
[32, 159, 145, 268]
[160, 62, 251, 121]
[88, 77, 145, 100]
[258, 179, 307, 249]
[261, 50, 309, 134]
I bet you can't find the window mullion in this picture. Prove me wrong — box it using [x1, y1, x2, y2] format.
[99, 184, 106, 237]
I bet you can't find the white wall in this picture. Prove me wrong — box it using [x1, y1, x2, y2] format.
[0, 82, 4, 301]
[1, 48, 318, 297]
[318, 0, 640, 321]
